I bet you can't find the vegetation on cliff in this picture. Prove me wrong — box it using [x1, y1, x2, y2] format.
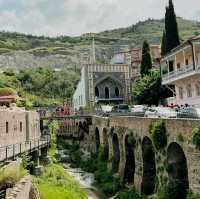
[0, 67, 80, 107]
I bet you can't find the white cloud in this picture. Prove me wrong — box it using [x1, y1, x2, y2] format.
[0, 0, 199, 36]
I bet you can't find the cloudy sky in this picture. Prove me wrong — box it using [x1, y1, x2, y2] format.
[0, 0, 199, 37]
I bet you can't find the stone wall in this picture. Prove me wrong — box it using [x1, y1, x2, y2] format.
[6, 176, 40, 199]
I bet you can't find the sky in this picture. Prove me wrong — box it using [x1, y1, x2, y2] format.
[0, 0, 199, 37]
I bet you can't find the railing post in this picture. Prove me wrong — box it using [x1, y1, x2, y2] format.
[20, 143, 22, 154]
[6, 146, 8, 161]
[38, 139, 40, 150]
[13, 145, 15, 160]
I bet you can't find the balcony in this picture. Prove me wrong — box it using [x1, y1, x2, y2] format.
[162, 64, 200, 85]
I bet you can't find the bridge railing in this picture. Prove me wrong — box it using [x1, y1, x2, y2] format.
[0, 136, 50, 163]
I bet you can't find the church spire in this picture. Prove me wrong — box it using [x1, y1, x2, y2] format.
[91, 35, 96, 64]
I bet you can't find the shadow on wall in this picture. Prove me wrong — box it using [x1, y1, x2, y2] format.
[123, 134, 135, 185]
[112, 133, 120, 173]
[141, 136, 156, 195]
[102, 128, 109, 161]
[166, 142, 189, 199]
[95, 127, 100, 153]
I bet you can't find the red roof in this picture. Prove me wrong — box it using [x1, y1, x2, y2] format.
[0, 95, 18, 102]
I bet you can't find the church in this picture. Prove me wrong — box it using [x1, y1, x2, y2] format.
[73, 63, 131, 111]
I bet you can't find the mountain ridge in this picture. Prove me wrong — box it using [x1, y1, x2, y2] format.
[0, 17, 199, 70]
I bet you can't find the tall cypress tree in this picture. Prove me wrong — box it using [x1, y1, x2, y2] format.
[165, 0, 180, 53]
[161, 31, 167, 56]
[140, 41, 152, 77]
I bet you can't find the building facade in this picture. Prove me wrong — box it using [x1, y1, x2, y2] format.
[111, 45, 161, 79]
[0, 106, 40, 146]
[73, 64, 131, 110]
[161, 35, 200, 107]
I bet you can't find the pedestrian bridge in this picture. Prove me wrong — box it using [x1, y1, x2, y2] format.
[0, 136, 50, 163]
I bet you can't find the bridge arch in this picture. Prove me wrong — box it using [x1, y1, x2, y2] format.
[141, 136, 156, 195]
[112, 132, 120, 173]
[95, 127, 100, 153]
[102, 128, 109, 161]
[166, 142, 189, 199]
[123, 133, 135, 184]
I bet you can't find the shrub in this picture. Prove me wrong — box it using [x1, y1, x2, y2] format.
[0, 87, 16, 96]
[0, 162, 27, 189]
[156, 181, 188, 199]
[71, 146, 122, 196]
[187, 190, 200, 199]
[151, 120, 167, 150]
[177, 133, 184, 142]
[115, 188, 142, 199]
[127, 133, 136, 147]
[17, 98, 33, 109]
[192, 126, 200, 150]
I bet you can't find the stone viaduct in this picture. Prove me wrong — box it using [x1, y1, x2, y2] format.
[80, 116, 200, 196]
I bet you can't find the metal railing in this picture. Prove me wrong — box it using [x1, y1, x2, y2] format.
[0, 136, 50, 162]
[95, 109, 200, 120]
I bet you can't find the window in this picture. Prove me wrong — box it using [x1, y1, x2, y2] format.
[95, 87, 99, 97]
[6, 122, 8, 133]
[187, 84, 192, 98]
[177, 63, 180, 70]
[115, 87, 120, 97]
[20, 122, 22, 132]
[196, 84, 200, 96]
[169, 61, 174, 72]
[105, 87, 110, 99]
[179, 87, 183, 99]
[185, 59, 189, 66]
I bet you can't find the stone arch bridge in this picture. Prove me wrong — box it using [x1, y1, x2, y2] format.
[49, 114, 200, 196]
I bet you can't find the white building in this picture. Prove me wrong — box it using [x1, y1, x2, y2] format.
[161, 35, 200, 107]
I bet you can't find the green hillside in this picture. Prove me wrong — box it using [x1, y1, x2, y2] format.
[0, 17, 199, 53]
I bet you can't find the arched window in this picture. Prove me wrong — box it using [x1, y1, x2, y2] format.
[115, 87, 119, 97]
[95, 87, 99, 97]
[105, 87, 109, 99]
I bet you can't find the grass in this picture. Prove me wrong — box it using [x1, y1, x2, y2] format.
[33, 123, 87, 199]
[0, 162, 28, 189]
[33, 164, 87, 199]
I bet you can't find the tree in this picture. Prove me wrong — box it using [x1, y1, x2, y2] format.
[140, 41, 152, 77]
[161, 31, 167, 56]
[165, 0, 180, 53]
[133, 70, 171, 105]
